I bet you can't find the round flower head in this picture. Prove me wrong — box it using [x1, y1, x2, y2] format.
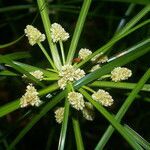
[92, 89, 113, 107]
[58, 65, 85, 89]
[50, 23, 69, 42]
[78, 48, 92, 60]
[22, 70, 44, 81]
[54, 107, 64, 124]
[111, 67, 132, 82]
[90, 64, 101, 72]
[82, 102, 95, 121]
[20, 84, 42, 107]
[68, 92, 85, 110]
[24, 25, 45, 46]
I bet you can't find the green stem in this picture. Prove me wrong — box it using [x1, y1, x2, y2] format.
[59, 41, 65, 65]
[58, 85, 70, 150]
[37, 0, 62, 69]
[38, 42, 56, 70]
[89, 81, 150, 92]
[82, 85, 95, 93]
[95, 68, 150, 150]
[72, 116, 84, 150]
[66, 0, 92, 64]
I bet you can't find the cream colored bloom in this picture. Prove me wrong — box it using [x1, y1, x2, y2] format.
[68, 92, 85, 110]
[22, 70, 44, 81]
[54, 107, 64, 124]
[82, 102, 94, 121]
[92, 89, 113, 107]
[20, 84, 42, 107]
[78, 48, 92, 60]
[50, 23, 69, 42]
[111, 67, 132, 82]
[24, 25, 45, 46]
[91, 54, 108, 63]
[58, 65, 85, 89]
[90, 64, 101, 72]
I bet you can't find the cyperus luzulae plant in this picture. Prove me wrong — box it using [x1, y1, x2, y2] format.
[0, 0, 150, 150]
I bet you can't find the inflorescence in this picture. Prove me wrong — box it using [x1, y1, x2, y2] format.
[22, 23, 133, 124]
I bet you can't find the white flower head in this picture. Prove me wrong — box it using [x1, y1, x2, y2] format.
[54, 107, 64, 124]
[111, 67, 132, 82]
[22, 70, 44, 81]
[78, 48, 92, 60]
[68, 92, 85, 110]
[24, 25, 45, 46]
[90, 64, 101, 72]
[58, 65, 85, 89]
[92, 89, 113, 107]
[20, 84, 42, 107]
[82, 102, 95, 121]
[50, 23, 69, 42]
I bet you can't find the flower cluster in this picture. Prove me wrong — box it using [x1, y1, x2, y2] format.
[111, 67, 132, 82]
[23, 23, 133, 125]
[58, 65, 85, 89]
[78, 48, 92, 60]
[50, 23, 69, 43]
[20, 84, 42, 107]
[22, 70, 44, 81]
[92, 89, 113, 107]
[24, 25, 45, 46]
[54, 107, 64, 124]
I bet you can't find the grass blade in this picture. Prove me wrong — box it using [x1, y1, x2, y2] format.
[72, 116, 84, 150]
[124, 125, 150, 150]
[90, 81, 150, 92]
[79, 89, 143, 150]
[95, 68, 150, 150]
[58, 99, 70, 150]
[66, 0, 92, 64]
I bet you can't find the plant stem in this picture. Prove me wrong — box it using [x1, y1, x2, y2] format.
[59, 41, 65, 65]
[72, 116, 84, 150]
[38, 42, 56, 70]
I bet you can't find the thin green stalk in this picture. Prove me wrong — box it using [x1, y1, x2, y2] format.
[80, 89, 143, 150]
[95, 68, 150, 150]
[37, 0, 62, 69]
[38, 42, 56, 69]
[58, 84, 71, 150]
[66, 0, 92, 64]
[72, 117, 84, 150]
[89, 81, 150, 92]
[59, 41, 65, 65]
[82, 86, 95, 93]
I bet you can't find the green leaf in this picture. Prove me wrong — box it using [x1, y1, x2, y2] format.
[95, 68, 150, 150]
[58, 99, 70, 150]
[0, 70, 18, 76]
[79, 89, 143, 150]
[89, 81, 150, 92]
[13, 61, 59, 80]
[124, 125, 150, 149]
[66, 0, 92, 64]
[75, 38, 150, 88]
[0, 83, 59, 118]
[72, 116, 85, 150]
